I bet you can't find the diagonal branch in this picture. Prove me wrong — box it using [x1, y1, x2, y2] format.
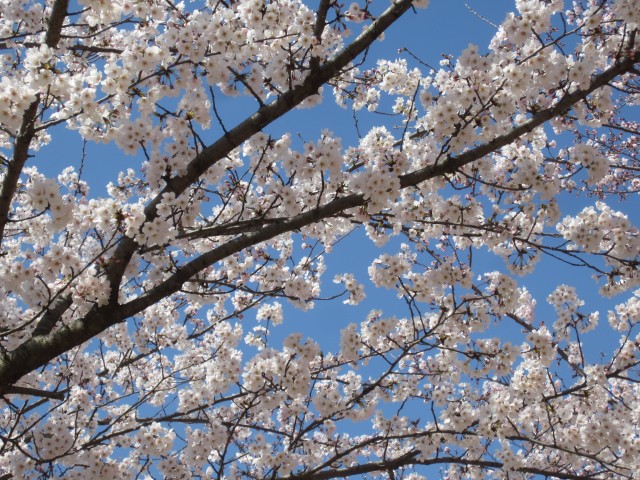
[0, 100, 39, 244]
[399, 53, 639, 189]
[103, 0, 417, 291]
[277, 452, 612, 480]
[32, 295, 74, 337]
[0, 0, 69, 246]
[4, 385, 66, 401]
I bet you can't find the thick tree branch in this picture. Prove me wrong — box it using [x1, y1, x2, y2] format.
[32, 295, 74, 337]
[399, 53, 640, 188]
[284, 450, 419, 480]
[44, 0, 69, 48]
[278, 452, 606, 480]
[0, 100, 39, 244]
[3, 385, 66, 401]
[0, 0, 69, 246]
[310, 0, 332, 71]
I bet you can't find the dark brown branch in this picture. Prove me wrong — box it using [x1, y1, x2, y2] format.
[399, 53, 639, 189]
[44, 0, 69, 48]
[32, 295, 73, 337]
[0, 0, 69, 245]
[281, 450, 419, 480]
[4, 385, 66, 401]
[0, 100, 38, 244]
[278, 452, 605, 480]
[68, 44, 123, 54]
[311, 0, 332, 71]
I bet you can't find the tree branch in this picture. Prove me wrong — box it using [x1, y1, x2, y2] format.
[103, 0, 417, 292]
[0, 0, 69, 245]
[44, 0, 69, 48]
[3, 385, 66, 401]
[279, 451, 605, 480]
[0, 100, 39, 245]
[32, 295, 74, 337]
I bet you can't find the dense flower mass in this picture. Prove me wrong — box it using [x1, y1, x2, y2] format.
[0, 0, 639, 478]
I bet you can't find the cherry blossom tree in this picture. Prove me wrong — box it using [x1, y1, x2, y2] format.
[0, 0, 639, 477]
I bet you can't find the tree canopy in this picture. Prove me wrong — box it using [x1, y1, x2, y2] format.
[0, 0, 640, 478]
